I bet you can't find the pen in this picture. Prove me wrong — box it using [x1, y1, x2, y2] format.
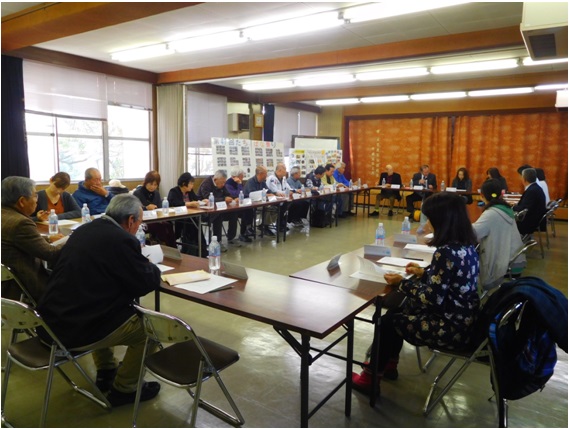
[404, 257, 424, 261]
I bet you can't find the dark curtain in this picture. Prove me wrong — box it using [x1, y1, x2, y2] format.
[263, 104, 275, 142]
[2, 55, 29, 179]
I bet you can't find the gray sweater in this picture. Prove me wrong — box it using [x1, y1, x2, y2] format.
[32, 190, 81, 220]
[472, 205, 525, 291]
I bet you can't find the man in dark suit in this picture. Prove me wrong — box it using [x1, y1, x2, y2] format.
[369, 164, 402, 217]
[406, 164, 437, 218]
[513, 168, 546, 236]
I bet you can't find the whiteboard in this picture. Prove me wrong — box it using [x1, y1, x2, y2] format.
[293, 135, 339, 150]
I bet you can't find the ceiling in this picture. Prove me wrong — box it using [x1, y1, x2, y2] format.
[2, 2, 568, 104]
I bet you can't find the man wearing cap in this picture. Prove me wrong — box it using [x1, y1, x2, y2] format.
[73, 168, 115, 215]
[105, 179, 130, 195]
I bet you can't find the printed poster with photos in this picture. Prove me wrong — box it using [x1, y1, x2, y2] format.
[212, 138, 284, 178]
[288, 149, 343, 176]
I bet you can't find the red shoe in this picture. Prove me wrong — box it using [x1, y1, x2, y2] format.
[352, 371, 381, 395]
[383, 358, 399, 381]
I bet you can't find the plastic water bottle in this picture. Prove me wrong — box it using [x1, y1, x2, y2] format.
[208, 192, 215, 208]
[440, 180, 445, 191]
[238, 190, 244, 205]
[301, 184, 305, 197]
[81, 203, 91, 223]
[382, 177, 386, 187]
[319, 184, 324, 192]
[208, 236, 221, 270]
[162, 197, 169, 215]
[375, 222, 385, 246]
[262, 189, 267, 202]
[332, 182, 337, 192]
[349, 179, 353, 189]
[357, 178, 362, 188]
[136, 225, 145, 247]
[425, 179, 429, 189]
[409, 178, 414, 188]
[402, 216, 411, 234]
[48, 209, 58, 235]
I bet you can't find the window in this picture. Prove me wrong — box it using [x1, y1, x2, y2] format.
[26, 106, 150, 182]
[187, 147, 213, 176]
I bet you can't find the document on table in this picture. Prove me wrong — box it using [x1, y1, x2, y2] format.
[155, 264, 174, 273]
[162, 270, 237, 294]
[51, 235, 69, 246]
[350, 256, 411, 284]
[378, 256, 430, 268]
[404, 243, 436, 254]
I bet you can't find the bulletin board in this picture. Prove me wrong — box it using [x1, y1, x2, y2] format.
[288, 148, 343, 177]
[292, 135, 340, 150]
[212, 138, 284, 178]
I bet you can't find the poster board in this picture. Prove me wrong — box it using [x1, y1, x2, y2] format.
[288, 148, 343, 177]
[293, 135, 339, 150]
[212, 138, 284, 178]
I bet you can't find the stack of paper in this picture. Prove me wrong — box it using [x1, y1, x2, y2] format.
[162, 270, 237, 294]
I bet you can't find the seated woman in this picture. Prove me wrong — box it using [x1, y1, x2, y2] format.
[33, 172, 81, 221]
[133, 170, 176, 247]
[352, 192, 480, 394]
[486, 167, 508, 193]
[473, 179, 526, 291]
[167, 172, 207, 257]
[451, 167, 473, 204]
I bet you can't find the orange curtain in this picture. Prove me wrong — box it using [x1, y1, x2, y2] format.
[349, 117, 451, 187]
[452, 112, 568, 199]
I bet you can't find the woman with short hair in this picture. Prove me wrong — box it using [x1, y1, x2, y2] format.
[33, 172, 81, 221]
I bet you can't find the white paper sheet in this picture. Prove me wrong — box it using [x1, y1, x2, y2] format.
[141, 244, 164, 264]
[404, 243, 436, 253]
[349, 256, 411, 283]
[174, 274, 237, 294]
[155, 264, 174, 272]
[377, 256, 430, 268]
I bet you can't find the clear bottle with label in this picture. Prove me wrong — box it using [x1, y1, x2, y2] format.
[208, 236, 221, 270]
[402, 216, 411, 234]
[285, 187, 290, 199]
[261, 189, 267, 202]
[332, 182, 337, 192]
[382, 177, 386, 187]
[440, 180, 445, 191]
[208, 192, 215, 208]
[375, 222, 385, 246]
[357, 178, 362, 188]
[136, 225, 145, 247]
[162, 197, 169, 215]
[238, 190, 244, 205]
[410, 178, 414, 188]
[301, 184, 305, 197]
[349, 179, 353, 189]
[81, 203, 91, 223]
[48, 209, 58, 235]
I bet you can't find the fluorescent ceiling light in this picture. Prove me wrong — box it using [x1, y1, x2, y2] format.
[342, 1, 469, 23]
[316, 98, 360, 106]
[535, 84, 569, 91]
[360, 95, 410, 103]
[356, 67, 429, 81]
[111, 44, 172, 62]
[411, 92, 467, 100]
[295, 74, 355, 87]
[523, 57, 569, 66]
[430, 59, 518, 74]
[169, 31, 245, 53]
[242, 80, 295, 91]
[244, 11, 341, 41]
[469, 87, 534, 97]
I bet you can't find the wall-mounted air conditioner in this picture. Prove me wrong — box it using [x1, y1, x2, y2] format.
[556, 90, 568, 111]
[520, 2, 568, 60]
[228, 113, 249, 132]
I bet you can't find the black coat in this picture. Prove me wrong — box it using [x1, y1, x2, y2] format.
[513, 182, 546, 235]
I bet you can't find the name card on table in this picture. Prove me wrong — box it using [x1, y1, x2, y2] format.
[268, 195, 278, 202]
[326, 253, 343, 271]
[391, 184, 401, 189]
[363, 184, 368, 188]
[240, 198, 252, 206]
[445, 187, 457, 192]
[174, 206, 188, 214]
[323, 187, 332, 194]
[364, 245, 392, 257]
[292, 193, 301, 200]
[143, 210, 157, 220]
[413, 185, 424, 190]
[216, 202, 227, 210]
[393, 233, 418, 244]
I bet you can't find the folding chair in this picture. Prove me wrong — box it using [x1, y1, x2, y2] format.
[1, 264, 37, 307]
[1, 298, 111, 428]
[505, 240, 537, 280]
[513, 208, 528, 223]
[132, 305, 244, 427]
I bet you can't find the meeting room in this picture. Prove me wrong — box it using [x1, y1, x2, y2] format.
[1, 2, 568, 428]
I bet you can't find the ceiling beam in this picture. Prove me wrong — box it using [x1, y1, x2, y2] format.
[2, 2, 201, 53]
[158, 26, 525, 84]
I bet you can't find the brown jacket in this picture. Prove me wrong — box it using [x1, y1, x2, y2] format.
[1, 206, 63, 301]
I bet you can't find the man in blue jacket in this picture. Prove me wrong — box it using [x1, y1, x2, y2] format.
[73, 168, 114, 215]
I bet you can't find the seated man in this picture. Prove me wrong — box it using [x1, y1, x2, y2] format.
[369, 164, 402, 217]
[287, 166, 310, 225]
[513, 168, 547, 236]
[321, 163, 344, 217]
[37, 194, 161, 407]
[224, 168, 252, 243]
[333, 162, 353, 215]
[1, 176, 65, 301]
[266, 163, 292, 231]
[243, 165, 276, 237]
[517, 164, 550, 205]
[306, 166, 333, 226]
[197, 170, 238, 250]
[73, 167, 114, 215]
[406, 164, 437, 220]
